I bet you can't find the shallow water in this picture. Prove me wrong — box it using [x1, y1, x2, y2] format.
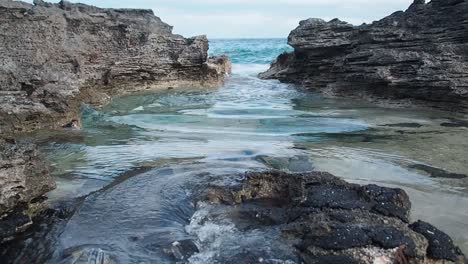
[20, 39, 468, 262]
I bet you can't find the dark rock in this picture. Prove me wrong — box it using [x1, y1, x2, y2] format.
[304, 225, 370, 250]
[196, 171, 465, 263]
[440, 119, 468, 128]
[360, 184, 411, 223]
[62, 119, 80, 129]
[410, 220, 463, 262]
[0, 202, 79, 263]
[305, 255, 359, 264]
[0, 0, 231, 134]
[367, 226, 417, 257]
[0, 206, 32, 243]
[260, 1, 468, 111]
[409, 164, 467, 179]
[303, 185, 369, 210]
[381, 123, 423, 128]
[164, 240, 199, 261]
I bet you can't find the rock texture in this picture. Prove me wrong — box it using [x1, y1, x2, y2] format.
[260, 0, 468, 111]
[0, 0, 231, 134]
[197, 171, 465, 263]
[0, 140, 55, 243]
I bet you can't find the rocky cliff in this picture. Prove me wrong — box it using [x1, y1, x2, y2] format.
[260, 0, 468, 111]
[0, 0, 231, 135]
[0, 0, 230, 242]
[0, 140, 55, 243]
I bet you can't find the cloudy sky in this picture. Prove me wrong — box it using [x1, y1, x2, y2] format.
[23, 0, 414, 38]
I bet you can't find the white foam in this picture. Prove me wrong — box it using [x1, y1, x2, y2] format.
[231, 63, 270, 76]
[131, 106, 144, 112]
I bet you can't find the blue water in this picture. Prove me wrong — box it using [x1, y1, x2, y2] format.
[28, 39, 468, 262]
[209, 38, 293, 64]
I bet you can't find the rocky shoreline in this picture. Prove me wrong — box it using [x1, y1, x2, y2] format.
[0, 0, 230, 244]
[260, 0, 468, 111]
[0, 0, 231, 135]
[193, 171, 465, 263]
[0, 0, 466, 263]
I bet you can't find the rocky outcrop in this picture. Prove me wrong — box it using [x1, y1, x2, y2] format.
[197, 171, 465, 263]
[0, 0, 230, 243]
[0, 0, 231, 134]
[0, 140, 55, 243]
[260, 0, 468, 111]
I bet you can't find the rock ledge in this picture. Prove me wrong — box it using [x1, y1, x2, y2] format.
[0, 0, 231, 134]
[260, 0, 468, 111]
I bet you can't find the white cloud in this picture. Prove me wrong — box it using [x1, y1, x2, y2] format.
[19, 0, 415, 38]
[158, 11, 371, 38]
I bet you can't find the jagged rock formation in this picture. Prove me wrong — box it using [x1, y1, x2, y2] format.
[0, 0, 231, 134]
[198, 171, 466, 263]
[260, 0, 468, 111]
[0, 140, 55, 243]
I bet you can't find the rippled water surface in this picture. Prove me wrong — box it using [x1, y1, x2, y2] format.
[24, 39, 468, 262]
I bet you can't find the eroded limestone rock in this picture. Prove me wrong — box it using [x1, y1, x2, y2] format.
[260, 0, 468, 111]
[0, 140, 55, 243]
[0, 0, 231, 134]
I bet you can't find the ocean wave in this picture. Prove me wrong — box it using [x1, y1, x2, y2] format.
[231, 63, 270, 76]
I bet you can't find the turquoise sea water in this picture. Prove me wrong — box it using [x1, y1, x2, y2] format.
[209, 38, 293, 64]
[16, 39, 468, 263]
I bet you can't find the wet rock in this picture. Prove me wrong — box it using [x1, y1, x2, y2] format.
[360, 184, 411, 223]
[62, 119, 81, 130]
[196, 171, 465, 263]
[260, 0, 468, 111]
[381, 123, 424, 128]
[303, 225, 371, 250]
[0, 206, 33, 243]
[440, 119, 468, 128]
[0, 202, 79, 264]
[304, 255, 359, 264]
[410, 221, 464, 262]
[163, 240, 199, 261]
[255, 155, 315, 172]
[0, 0, 231, 134]
[60, 246, 116, 264]
[367, 227, 417, 257]
[408, 164, 467, 179]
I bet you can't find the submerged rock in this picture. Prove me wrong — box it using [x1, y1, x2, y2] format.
[60, 246, 116, 264]
[260, 0, 468, 111]
[408, 164, 467, 179]
[0, 0, 231, 134]
[195, 171, 465, 263]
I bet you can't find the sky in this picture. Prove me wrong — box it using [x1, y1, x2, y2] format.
[22, 0, 414, 38]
